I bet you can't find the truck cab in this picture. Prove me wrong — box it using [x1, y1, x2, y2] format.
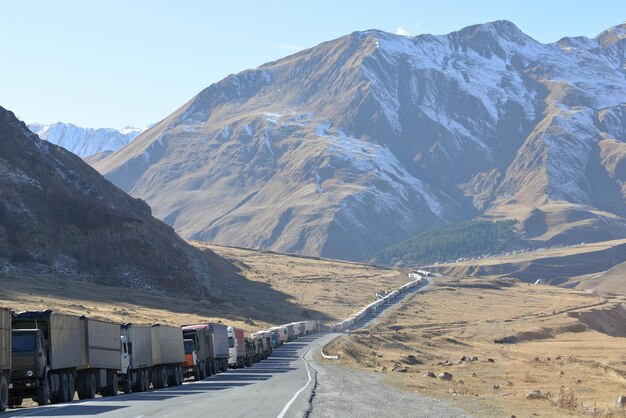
[182, 339, 200, 380]
[10, 329, 46, 391]
[10, 329, 47, 406]
[227, 328, 237, 368]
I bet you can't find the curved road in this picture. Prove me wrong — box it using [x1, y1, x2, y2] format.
[5, 279, 468, 417]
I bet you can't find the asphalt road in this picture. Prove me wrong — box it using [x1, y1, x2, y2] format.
[5, 279, 468, 418]
[4, 335, 329, 418]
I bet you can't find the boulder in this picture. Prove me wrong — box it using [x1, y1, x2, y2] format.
[393, 367, 408, 373]
[526, 390, 546, 400]
[616, 396, 626, 407]
[403, 354, 422, 365]
[424, 371, 436, 378]
[438, 372, 453, 381]
[487, 358, 495, 363]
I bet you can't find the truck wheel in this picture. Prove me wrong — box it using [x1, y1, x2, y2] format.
[66, 373, 75, 402]
[152, 368, 160, 389]
[77, 374, 86, 399]
[103, 371, 118, 397]
[0, 376, 8, 412]
[132, 371, 141, 392]
[200, 362, 207, 379]
[56, 373, 68, 404]
[84, 374, 96, 399]
[36, 373, 51, 406]
[160, 368, 167, 388]
[122, 374, 132, 394]
[134, 371, 142, 392]
[176, 366, 183, 386]
[143, 370, 150, 391]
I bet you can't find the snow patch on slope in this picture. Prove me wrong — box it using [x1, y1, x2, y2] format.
[317, 125, 445, 219]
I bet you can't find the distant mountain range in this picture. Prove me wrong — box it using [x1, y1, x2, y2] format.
[93, 20, 626, 261]
[28, 122, 144, 159]
[1, 106, 214, 294]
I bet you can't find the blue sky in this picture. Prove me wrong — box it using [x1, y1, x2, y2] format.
[1, 0, 624, 128]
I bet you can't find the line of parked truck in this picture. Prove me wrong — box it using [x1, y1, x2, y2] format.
[0, 307, 320, 412]
[325, 274, 423, 332]
[0, 274, 425, 412]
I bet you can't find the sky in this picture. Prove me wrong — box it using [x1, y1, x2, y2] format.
[1, 1, 625, 129]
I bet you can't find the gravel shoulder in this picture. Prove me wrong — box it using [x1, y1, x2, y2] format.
[309, 353, 472, 418]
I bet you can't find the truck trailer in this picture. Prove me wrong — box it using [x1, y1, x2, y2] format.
[270, 326, 288, 345]
[0, 308, 11, 412]
[149, 325, 185, 389]
[120, 324, 184, 393]
[77, 317, 122, 399]
[252, 331, 272, 360]
[227, 327, 246, 369]
[207, 323, 229, 373]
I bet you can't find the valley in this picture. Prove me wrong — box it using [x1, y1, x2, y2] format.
[1, 8, 625, 417]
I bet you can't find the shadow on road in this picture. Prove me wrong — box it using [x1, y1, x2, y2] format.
[6, 337, 319, 416]
[6, 404, 129, 416]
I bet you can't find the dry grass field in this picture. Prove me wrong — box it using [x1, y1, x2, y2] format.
[325, 276, 626, 417]
[0, 243, 407, 330]
[198, 242, 407, 321]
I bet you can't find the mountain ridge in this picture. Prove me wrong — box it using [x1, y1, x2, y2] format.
[1, 106, 216, 294]
[95, 20, 626, 261]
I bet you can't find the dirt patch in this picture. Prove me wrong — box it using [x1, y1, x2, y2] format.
[569, 303, 626, 338]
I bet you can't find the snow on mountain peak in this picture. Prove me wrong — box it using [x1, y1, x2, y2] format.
[28, 122, 145, 159]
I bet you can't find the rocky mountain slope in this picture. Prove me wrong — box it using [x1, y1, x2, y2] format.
[0, 106, 214, 294]
[29, 122, 143, 159]
[95, 20, 626, 261]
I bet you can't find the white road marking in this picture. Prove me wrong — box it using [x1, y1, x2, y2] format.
[276, 345, 313, 418]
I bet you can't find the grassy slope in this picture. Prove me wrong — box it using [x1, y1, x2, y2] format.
[325, 277, 626, 417]
[0, 243, 408, 331]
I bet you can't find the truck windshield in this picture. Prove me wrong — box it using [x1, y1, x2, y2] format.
[184, 340, 196, 354]
[12, 333, 36, 353]
[228, 336, 234, 348]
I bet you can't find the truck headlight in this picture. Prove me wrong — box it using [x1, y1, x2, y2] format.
[26, 370, 34, 377]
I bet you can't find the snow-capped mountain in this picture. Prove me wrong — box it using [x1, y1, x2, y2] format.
[28, 122, 144, 158]
[95, 20, 626, 261]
